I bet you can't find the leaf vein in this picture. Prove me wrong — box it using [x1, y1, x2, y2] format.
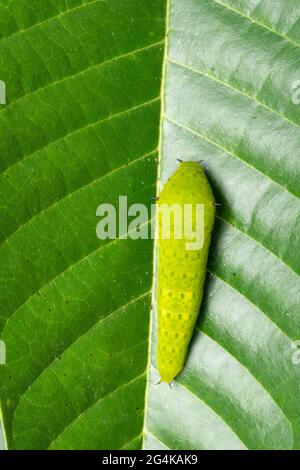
[164, 115, 299, 201]
[1, 149, 156, 248]
[0, 0, 102, 44]
[208, 270, 292, 342]
[1, 39, 164, 115]
[1, 96, 160, 177]
[213, 0, 300, 50]
[168, 57, 300, 139]
[195, 328, 293, 445]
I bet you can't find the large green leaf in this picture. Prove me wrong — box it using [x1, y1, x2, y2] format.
[0, 0, 165, 450]
[1, 0, 300, 450]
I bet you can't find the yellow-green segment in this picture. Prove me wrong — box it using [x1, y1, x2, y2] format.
[156, 162, 215, 383]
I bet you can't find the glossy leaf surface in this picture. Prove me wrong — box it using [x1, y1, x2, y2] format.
[1, 0, 300, 450]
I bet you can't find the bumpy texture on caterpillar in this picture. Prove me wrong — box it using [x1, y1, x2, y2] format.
[156, 162, 215, 383]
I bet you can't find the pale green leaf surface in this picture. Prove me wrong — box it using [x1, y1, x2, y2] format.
[144, 0, 300, 451]
[1, 0, 300, 451]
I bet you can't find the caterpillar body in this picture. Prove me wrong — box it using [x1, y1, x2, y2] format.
[156, 161, 215, 383]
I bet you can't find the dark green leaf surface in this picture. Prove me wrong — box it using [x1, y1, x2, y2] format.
[0, 0, 165, 449]
[144, 0, 300, 451]
[1, 0, 300, 451]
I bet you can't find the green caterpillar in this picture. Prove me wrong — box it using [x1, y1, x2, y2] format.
[156, 161, 215, 383]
